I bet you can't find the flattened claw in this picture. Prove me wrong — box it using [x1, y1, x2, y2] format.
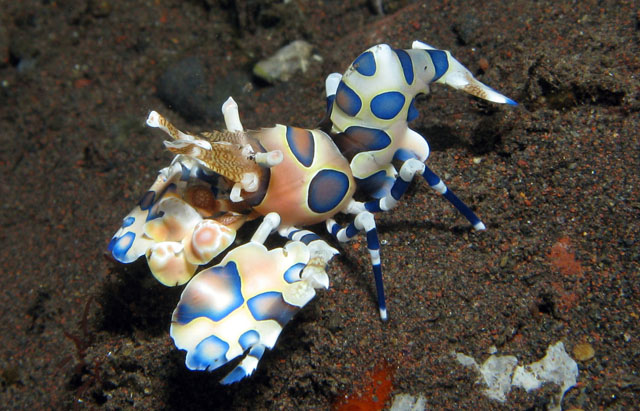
[109, 166, 183, 263]
[441, 59, 518, 105]
[411, 40, 517, 105]
[170, 241, 328, 383]
[109, 149, 250, 284]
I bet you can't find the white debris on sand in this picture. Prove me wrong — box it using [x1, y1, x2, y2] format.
[455, 351, 518, 402]
[253, 40, 320, 83]
[389, 393, 427, 411]
[455, 341, 579, 411]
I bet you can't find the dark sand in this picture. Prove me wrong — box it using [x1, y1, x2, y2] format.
[1, 1, 638, 409]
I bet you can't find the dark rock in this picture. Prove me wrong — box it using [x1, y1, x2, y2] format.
[157, 57, 218, 123]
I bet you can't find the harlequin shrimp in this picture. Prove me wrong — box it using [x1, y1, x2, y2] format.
[109, 95, 395, 380]
[146, 97, 393, 321]
[108, 39, 517, 383]
[326, 40, 517, 230]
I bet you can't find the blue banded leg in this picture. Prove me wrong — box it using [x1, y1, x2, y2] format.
[278, 226, 338, 290]
[363, 158, 484, 230]
[421, 164, 486, 230]
[326, 210, 387, 321]
[364, 158, 425, 213]
[279, 226, 323, 245]
[220, 344, 266, 385]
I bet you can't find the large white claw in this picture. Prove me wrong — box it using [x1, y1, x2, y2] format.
[170, 241, 320, 383]
[412, 40, 518, 106]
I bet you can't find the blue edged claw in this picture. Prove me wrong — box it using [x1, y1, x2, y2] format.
[109, 110, 250, 286]
[170, 240, 328, 384]
[411, 40, 517, 106]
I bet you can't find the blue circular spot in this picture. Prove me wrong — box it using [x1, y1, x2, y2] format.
[354, 51, 376, 76]
[336, 81, 362, 117]
[238, 330, 260, 351]
[121, 216, 135, 228]
[344, 126, 391, 151]
[370, 92, 405, 120]
[308, 169, 350, 214]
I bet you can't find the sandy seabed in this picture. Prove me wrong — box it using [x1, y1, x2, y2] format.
[1, 1, 638, 409]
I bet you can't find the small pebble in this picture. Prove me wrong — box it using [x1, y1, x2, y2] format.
[478, 58, 489, 72]
[572, 342, 595, 361]
[253, 40, 316, 83]
[157, 57, 218, 122]
[90, 0, 113, 17]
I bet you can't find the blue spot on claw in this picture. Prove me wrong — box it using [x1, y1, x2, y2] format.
[371, 91, 405, 120]
[394, 49, 414, 85]
[336, 81, 362, 117]
[121, 216, 135, 228]
[238, 330, 260, 351]
[186, 334, 230, 371]
[427, 50, 448, 82]
[247, 292, 299, 325]
[354, 51, 376, 76]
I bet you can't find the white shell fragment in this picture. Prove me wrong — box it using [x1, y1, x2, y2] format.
[389, 393, 427, 411]
[455, 341, 579, 411]
[512, 342, 579, 410]
[455, 352, 518, 402]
